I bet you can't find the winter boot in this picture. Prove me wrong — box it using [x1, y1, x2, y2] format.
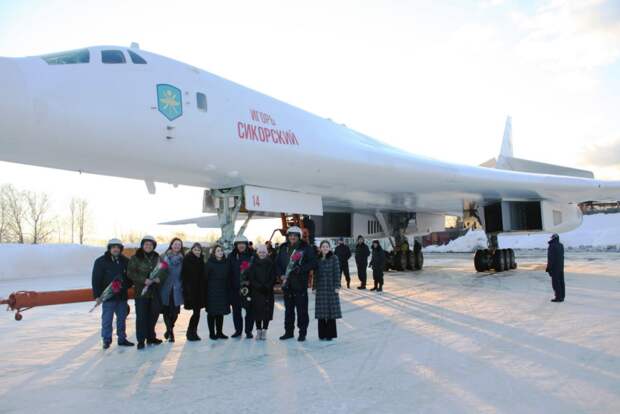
[231, 331, 242, 338]
[370, 282, 377, 291]
[137, 341, 145, 350]
[207, 317, 217, 340]
[102, 340, 111, 350]
[298, 334, 306, 342]
[378, 283, 383, 292]
[357, 285, 366, 290]
[168, 331, 175, 343]
[147, 338, 162, 345]
[246, 331, 254, 339]
[255, 329, 263, 340]
[261, 330, 267, 340]
[346, 280, 351, 289]
[280, 332, 294, 340]
[216, 317, 228, 339]
[118, 339, 135, 347]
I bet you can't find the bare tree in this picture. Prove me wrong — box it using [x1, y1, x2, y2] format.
[4, 185, 26, 244]
[25, 191, 54, 244]
[69, 198, 77, 243]
[0, 185, 8, 243]
[76, 198, 89, 245]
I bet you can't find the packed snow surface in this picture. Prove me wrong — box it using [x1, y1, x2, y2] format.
[0, 251, 619, 413]
[424, 213, 620, 253]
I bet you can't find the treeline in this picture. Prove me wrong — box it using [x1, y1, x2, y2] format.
[0, 184, 90, 244]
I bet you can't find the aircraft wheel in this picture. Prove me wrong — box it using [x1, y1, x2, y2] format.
[474, 250, 484, 272]
[494, 249, 506, 272]
[414, 250, 423, 270]
[508, 249, 517, 269]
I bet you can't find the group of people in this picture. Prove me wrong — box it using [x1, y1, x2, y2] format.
[334, 235, 386, 291]
[91, 226, 349, 350]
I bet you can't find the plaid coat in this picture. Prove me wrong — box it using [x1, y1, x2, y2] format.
[314, 253, 342, 320]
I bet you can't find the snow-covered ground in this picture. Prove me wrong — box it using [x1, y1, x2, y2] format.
[0, 252, 619, 413]
[425, 213, 620, 253]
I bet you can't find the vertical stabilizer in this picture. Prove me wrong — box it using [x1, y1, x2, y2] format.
[500, 116, 513, 158]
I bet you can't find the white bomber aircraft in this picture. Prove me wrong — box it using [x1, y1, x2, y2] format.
[1, 44, 619, 272]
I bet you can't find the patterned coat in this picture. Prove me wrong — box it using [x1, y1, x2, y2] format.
[160, 252, 184, 307]
[127, 250, 166, 300]
[314, 253, 342, 320]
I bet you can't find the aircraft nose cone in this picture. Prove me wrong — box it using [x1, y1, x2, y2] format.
[0, 57, 29, 146]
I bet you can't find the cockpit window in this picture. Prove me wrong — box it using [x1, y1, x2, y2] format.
[101, 50, 126, 64]
[42, 49, 90, 65]
[128, 50, 147, 64]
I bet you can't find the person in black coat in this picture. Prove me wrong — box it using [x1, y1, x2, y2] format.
[355, 235, 370, 289]
[91, 238, 134, 349]
[247, 244, 276, 340]
[546, 233, 565, 302]
[205, 245, 231, 340]
[275, 226, 317, 342]
[227, 235, 256, 338]
[181, 243, 206, 341]
[334, 238, 352, 288]
[369, 240, 386, 292]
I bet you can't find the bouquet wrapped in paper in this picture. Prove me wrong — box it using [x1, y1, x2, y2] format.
[239, 260, 252, 305]
[89, 278, 123, 312]
[281, 250, 303, 288]
[141, 259, 169, 296]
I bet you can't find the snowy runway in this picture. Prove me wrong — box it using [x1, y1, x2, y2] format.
[1, 252, 619, 413]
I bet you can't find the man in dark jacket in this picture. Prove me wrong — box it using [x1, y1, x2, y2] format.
[334, 238, 352, 288]
[276, 226, 317, 341]
[546, 233, 565, 302]
[228, 235, 256, 338]
[92, 238, 134, 349]
[355, 235, 370, 290]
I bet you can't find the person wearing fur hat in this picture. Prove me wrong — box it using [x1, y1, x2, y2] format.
[227, 235, 256, 338]
[128, 235, 167, 350]
[275, 226, 317, 342]
[92, 238, 134, 349]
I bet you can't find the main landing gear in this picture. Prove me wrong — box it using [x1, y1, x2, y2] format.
[376, 212, 424, 271]
[474, 233, 517, 272]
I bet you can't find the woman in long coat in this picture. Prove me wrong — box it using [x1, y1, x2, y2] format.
[160, 238, 184, 342]
[314, 240, 342, 340]
[246, 244, 276, 340]
[205, 245, 231, 340]
[370, 240, 386, 292]
[181, 243, 206, 341]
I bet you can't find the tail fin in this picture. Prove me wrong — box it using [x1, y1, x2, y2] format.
[481, 116, 594, 178]
[499, 116, 513, 158]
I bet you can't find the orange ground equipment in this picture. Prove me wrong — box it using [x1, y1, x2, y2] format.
[1, 288, 136, 321]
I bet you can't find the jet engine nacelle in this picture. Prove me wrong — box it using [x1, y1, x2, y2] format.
[482, 200, 582, 235]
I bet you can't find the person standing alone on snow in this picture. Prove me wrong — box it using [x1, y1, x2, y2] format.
[334, 238, 352, 288]
[369, 240, 386, 292]
[314, 240, 342, 341]
[546, 233, 565, 302]
[276, 226, 317, 342]
[91, 238, 134, 349]
[355, 235, 370, 290]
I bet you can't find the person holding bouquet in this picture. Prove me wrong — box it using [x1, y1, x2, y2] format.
[227, 235, 256, 338]
[247, 244, 276, 340]
[314, 240, 342, 340]
[205, 245, 231, 340]
[91, 238, 134, 349]
[181, 243, 206, 341]
[128, 235, 167, 350]
[275, 226, 317, 342]
[160, 238, 185, 342]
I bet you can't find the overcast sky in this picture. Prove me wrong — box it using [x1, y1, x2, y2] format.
[0, 0, 619, 243]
